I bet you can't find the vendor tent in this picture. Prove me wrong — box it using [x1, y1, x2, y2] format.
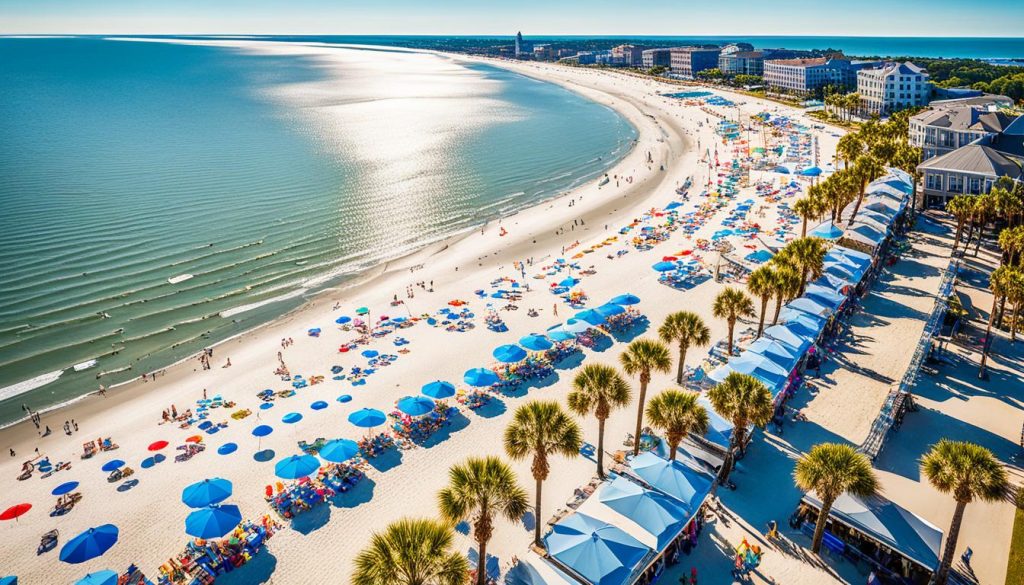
[629, 452, 713, 516]
[544, 513, 651, 585]
[503, 556, 578, 585]
[746, 337, 800, 371]
[764, 323, 813, 356]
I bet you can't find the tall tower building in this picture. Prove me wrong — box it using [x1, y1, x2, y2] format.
[515, 31, 523, 59]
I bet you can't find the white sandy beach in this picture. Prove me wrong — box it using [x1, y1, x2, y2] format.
[0, 40, 884, 584]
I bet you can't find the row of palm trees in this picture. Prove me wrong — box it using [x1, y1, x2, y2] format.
[791, 111, 923, 234]
[794, 440, 1009, 585]
[947, 178, 1024, 258]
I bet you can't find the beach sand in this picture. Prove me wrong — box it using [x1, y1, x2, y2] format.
[0, 41, 850, 584]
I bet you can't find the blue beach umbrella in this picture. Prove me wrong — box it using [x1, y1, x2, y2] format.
[310, 401, 329, 411]
[422, 380, 456, 399]
[595, 303, 625, 318]
[560, 319, 592, 334]
[800, 166, 822, 176]
[52, 481, 79, 496]
[60, 524, 119, 564]
[100, 460, 124, 473]
[519, 334, 553, 351]
[463, 368, 499, 387]
[282, 412, 303, 424]
[348, 408, 387, 428]
[274, 454, 320, 480]
[609, 293, 641, 306]
[543, 513, 649, 585]
[558, 277, 579, 288]
[217, 443, 238, 456]
[259, 402, 273, 410]
[548, 329, 576, 342]
[335, 316, 351, 324]
[652, 261, 676, 272]
[493, 344, 527, 363]
[361, 349, 379, 359]
[397, 396, 435, 417]
[181, 478, 232, 508]
[337, 394, 352, 403]
[185, 504, 242, 539]
[574, 309, 605, 326]
[252, 425, 273, 438]
[75, 571, 118, 585]
[319, 439, 360, 463]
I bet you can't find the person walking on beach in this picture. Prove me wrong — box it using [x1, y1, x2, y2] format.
[72, 419, 77, 432]
[553, 304, 558, 316]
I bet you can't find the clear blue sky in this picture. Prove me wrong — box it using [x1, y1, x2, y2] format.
[1, 0, 1019, 37]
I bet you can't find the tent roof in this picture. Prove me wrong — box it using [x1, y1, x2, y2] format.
[802, 493, 943, 571]
[629, 452, 714, 514]
[504, 555, 578, 585]
[763, 324, 813, 357]
[578, 476, 690, 551]
[544, 512, 651, 585]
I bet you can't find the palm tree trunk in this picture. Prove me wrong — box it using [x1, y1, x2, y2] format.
[935, 499, 968, 585]
[633, 378, 648, 457]
[1012, 302, 1020, 342]
[772, 295, 784, 325]
[727, 320, 736, 356]
[811, 498, 835, 554]
[801, 216, 808, 237]
[597, 417, 607, 479]
[668, 438, 680, 462]
[952, 221, 963, 252]
[846, 184, 867, 226]
[757, 297, 768, 338]
[533, 475, 543, 547]
[997, 294, 1007, 329]
[979, 294, 999, 378]
[474, 511, 491, 585]
[675, 344, 688, 385]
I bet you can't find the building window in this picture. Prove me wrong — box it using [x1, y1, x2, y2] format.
[948, 175, 963, 193]
[926, 173, 941, 190]
[969, 178, 982, 195]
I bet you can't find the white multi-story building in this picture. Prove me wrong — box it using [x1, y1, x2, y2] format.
[857, 62, 931, 116]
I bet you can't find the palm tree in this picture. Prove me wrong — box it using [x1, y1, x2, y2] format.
[846, 154, 884, 226]
[437, 457, 529, 585]
[979, 265, 1014, 378]
[794, 443, 878, 554]
[706, 372, 773, 483]
[770, 262, 802, 325]
[646, 389, 709, 462]
[352, 517, 469, 585]
[567, 364, 632, 478]
[947, 195, 974, 253]
[921, 440, 1009, 585]
[747, 265, 777, 338]
[793, 196, 817, 238]
[659, 311, 711, 385]
[620, 339, 673, 457]
[1004, 269, 1024, 342]
[836, 132, 864, 168]
[712, 286, 755, 356]
[776, 237, 827, 297]
[503, 401, 582, 547]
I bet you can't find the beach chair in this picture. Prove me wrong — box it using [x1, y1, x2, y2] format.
[81, 441, 97, 459]
[37, 529, 58, 555]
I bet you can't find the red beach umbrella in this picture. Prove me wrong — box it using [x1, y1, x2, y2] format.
[148, 440, 168, 452]
[1, 503, 31, 521]
[185, 435, 203, 444]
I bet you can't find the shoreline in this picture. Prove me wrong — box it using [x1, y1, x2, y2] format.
[0, 41, 640, 430]
[0, 41, 675, 438]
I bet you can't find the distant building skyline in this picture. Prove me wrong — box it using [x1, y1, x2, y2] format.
[1, 0, 1022, 37]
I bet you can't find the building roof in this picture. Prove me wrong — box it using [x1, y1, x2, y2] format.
[859, 61, 926, 78]
[726, 51, 764, 59]
[918, 143, 1024, 177]
[766, 57, 828, 67]
[912, 106, 1019, 134]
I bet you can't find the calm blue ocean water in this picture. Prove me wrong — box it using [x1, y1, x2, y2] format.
[0, 37, 636, 424]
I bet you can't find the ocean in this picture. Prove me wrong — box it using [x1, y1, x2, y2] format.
[0, 37, 637, 425]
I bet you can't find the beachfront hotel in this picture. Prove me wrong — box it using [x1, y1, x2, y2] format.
[763, 57, 879, 96]
[641, 48, 671, 69]
[668, 47, 721, 78]
[917, 115, 1024, 206]
[856, 61, 931, 116]
[611, 44, 644, 67]
[910, 97, 1019, 160]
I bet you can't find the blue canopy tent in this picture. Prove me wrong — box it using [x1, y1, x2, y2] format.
[777, 310, 826, 342]
[829, 246, 872, 271]
[808, 220, 844, 240]
[696, 395, 734, 450]
[594, 476, 689, 550]
[846, 224, 887, 249]
[813, 273, 854, 295]
[824, 262, 862, 285]
[544, 513, 651, 585]
[503, 557, 577, 585]
[764, 323, 813, 356]
[804, 283, 847, 310]
[629, 452, 713, 516]
[746, 337, 800, 372]
[785, 296, 833, 318]
[708, 352, 790, 394]
[801, 493, 943, 574]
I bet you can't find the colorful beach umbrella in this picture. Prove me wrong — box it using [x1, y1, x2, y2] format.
[147, 440, 168, 452]
[60, 524, 119, 564]
[100, 460, 124, 473]
[282, 412, 303, 424]
[52, 481, 79, 496]
[319, 439, 359, 463]
[397, 396, 435, 417]
[421, 380, 456, 399]
[185, 435, 203, 444]
[519, 334, 553, 351]
[75, 571, 117, 585]
[310, 401, 328, 411]
[348, 408, 386, 428]
[463, 368, 499, 387]
[355, 307, 369, 315]
[185, 505, 242, 539]
[492, 344, 527, 363]
[182, 478, 233, 508]
[609, 293, 641, 306]
[0, 503, 31, 521]
[274, 454, 320, 480]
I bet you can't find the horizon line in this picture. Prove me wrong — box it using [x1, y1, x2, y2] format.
[3, 33, 1024, 40]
